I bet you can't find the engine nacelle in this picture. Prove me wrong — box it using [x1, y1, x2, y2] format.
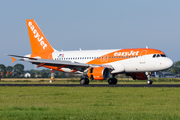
[127, 72, 147, 80]
[85, 67, 110, 80]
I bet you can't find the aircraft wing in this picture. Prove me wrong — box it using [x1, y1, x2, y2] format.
[7, 54, 114, 71]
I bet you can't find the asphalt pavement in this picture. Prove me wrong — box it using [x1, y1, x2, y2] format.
[0, 84, 180, 87]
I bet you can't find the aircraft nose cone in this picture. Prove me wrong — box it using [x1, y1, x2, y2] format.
[166, 58, 174, 69]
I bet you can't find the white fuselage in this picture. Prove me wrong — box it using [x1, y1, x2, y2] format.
[51, 49, 173, 74]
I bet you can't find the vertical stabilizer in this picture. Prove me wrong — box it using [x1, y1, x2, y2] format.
[26, 19, 54, 54]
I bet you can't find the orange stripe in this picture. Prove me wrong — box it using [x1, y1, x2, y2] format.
[87, 48, 164, 65]
[37, 63, 46, 68]
[42, 65, 64, 72]
[57, 65, 68, 70]
[71, 68, 78, 73]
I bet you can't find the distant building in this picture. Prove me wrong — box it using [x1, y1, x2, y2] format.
[151, 71, 177, 78]
[24, 73, 31, 78]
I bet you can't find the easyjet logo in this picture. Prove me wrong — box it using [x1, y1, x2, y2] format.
[114, 51, 139, 56]
[28, 22, 47, 50]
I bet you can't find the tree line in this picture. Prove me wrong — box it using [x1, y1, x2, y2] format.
[0, 64, 24, 78]
[170, 61, 180, 74]
[0, 64, 78, 78]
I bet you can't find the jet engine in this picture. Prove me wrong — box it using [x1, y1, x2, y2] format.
[84, 67, 110, 80]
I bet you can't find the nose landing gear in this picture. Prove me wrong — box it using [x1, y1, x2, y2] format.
[146, 72, 153, 85]
[147, 80, 153, 85]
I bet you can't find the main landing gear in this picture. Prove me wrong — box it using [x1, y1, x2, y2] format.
[108, 78, 117, 84]
[108, 74, 117, 85]
[80, 78, 89, 85]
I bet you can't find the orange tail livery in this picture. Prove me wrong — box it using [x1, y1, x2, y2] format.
[26, 19, 54, 59]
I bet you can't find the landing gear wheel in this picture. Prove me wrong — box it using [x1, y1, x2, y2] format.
[147, 80, 153, 85]
[80, 78, 89, 85]
[108, 78, 117, 85]
[85, 78, 89, 84]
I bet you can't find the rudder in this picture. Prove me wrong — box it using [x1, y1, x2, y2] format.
[26, 19, 54, 54]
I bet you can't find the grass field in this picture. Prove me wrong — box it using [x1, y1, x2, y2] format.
[0, 87, 180, 120]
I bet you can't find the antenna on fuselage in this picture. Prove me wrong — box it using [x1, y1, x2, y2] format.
[146, 46, 148, 49]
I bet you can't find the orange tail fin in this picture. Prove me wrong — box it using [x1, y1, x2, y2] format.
[26, 19, 54, 54]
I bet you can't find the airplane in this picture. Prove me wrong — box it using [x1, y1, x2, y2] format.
[8, 19, 174, 85]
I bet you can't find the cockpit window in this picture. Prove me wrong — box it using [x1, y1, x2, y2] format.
[153, 54, 167, 58]
[161, 54, 166, 57]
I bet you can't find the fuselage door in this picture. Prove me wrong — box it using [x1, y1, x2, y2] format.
[139, 50, 147, 64]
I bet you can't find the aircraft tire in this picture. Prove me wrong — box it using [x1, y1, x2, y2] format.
[108, 78, 117, 84]
[113, 78, 117, 84]
[80, 78, 89, 85]
[147, 80, 153, 85]
[85, 78, 89, 85]
[80, 78, 86, 85]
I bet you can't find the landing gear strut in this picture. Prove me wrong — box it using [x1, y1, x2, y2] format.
[80, 78, 89, 85]
[146, 72, 153, 85]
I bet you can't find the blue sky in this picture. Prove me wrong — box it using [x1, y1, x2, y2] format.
[0, 0, 180, 70]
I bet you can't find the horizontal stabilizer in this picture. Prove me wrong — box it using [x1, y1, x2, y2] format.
[6, 54, 37, 60]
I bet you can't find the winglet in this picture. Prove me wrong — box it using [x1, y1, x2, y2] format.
[11, 57, 16, 63]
